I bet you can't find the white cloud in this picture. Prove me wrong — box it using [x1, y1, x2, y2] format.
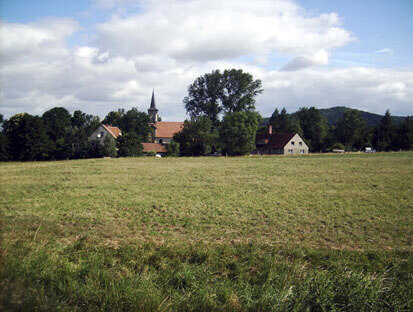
[281, 49, 329, 71]
[0, 18, 79, 64]
[0, 0, 412, 122]
[375, 48, 393, 55]
[93, 0, 354, 63]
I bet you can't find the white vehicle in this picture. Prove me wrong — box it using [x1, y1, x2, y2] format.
[364, 147, 376, 153]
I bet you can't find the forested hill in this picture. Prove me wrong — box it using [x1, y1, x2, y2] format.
[319, 106, 406, 127]
[262, 107, 407, 127]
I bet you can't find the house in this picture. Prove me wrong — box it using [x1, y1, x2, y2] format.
[143, 90, 183, 155]
[88, 124, 122, 144]
[255, 126, 308, 155]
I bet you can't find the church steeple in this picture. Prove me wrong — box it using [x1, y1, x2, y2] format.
[148, 89, 159, 123]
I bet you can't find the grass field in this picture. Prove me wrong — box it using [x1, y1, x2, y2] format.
[1, 152, 412, 311]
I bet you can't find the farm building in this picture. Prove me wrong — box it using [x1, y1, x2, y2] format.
[143, 90, 183, 154]
[88, 124, 121, 145]
[255, 126, 308, 155]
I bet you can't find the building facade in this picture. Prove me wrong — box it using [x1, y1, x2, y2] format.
[255, 126, 308, 155]
[88, 124, 122, 144]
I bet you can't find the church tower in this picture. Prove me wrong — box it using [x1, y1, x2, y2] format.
[148, 90, 159, 123]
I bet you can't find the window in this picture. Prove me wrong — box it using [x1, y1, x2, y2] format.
[299, 142, 303, 146]
[291, 141, 295, 146]
[288, 149, 293, 154]
[159, 139, 163, 144]
[300, 149, 305, 154]
[97, 131, 104, 138]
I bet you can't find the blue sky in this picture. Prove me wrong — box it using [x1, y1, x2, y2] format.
[1, 0, 412, 119]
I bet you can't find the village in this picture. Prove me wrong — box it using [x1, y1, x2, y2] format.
[88, 90, 309, 157]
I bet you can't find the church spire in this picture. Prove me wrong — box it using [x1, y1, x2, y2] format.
[150, 89, 156, 109]
[148, 89, 159, 123]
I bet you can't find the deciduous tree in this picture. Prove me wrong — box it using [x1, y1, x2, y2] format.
[220, 111, 260, 156]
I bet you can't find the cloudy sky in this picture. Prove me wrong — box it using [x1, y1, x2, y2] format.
[1, 0, 412, 121]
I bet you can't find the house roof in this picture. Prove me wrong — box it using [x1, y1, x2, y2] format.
[256, 133, 296, 148]
[142, 143, 167, 153]
[154, 122, 184, 138]
[102, 124, 122, 138]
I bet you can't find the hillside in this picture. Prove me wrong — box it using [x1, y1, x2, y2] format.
[319, 106, 406, 127]
[262, 106, 407, 127]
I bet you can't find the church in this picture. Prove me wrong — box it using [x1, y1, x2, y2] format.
[88, 90, 183, 155]
[142, 91, 184, 155]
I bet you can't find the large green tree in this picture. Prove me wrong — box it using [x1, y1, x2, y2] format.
[70, 110, 100, 159]
[173, 117, 218, 156]
[102, 135, 117, 158]
[375, 110, 395, 151]
[102, 109, 125, 127]
[0, 114, 9, 161]
[184, 70, 223, 125]
[103, 108, 151, 142]
[117, 132, 143, 157]
[269, 107, 302, 134]
[4, 113, 51, 161]
[42, 107, 72, 159]
[393, 116, 413, 150]
[184, 69, 263, 124]
[335, 109, 367, 150]
[296, 107, 328, 152]
[220, 111, 260, 156]
[221, 69, 263, 113]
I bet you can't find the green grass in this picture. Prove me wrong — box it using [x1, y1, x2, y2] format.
[1, 152, 413, 311]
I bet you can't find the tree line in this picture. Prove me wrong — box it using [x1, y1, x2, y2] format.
[266, 106, 412, 152]
[172, 69, 412, 155]
[0, 107, 152, 161]
[0, 68, 412, 161]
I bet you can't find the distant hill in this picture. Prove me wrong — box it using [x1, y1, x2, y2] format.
[261, 107, 407, 127]
[319, 107, 406, 127]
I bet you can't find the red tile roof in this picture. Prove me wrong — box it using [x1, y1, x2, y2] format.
[142, 143, 167, 153]
[256, 133, 296, 148]
[154, 122, 184, 138]
[103, 124, 122, 138]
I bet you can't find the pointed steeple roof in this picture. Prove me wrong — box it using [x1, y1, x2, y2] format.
[148, 89, 158, 111]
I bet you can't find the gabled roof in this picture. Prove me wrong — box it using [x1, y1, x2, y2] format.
[142, 143, 166, 153]
[256, 133, 296, 148]
[154, 122, 184, 138]
[102, 124, 122, 138]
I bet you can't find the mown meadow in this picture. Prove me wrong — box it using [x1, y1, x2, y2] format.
[1, 152, 412, 311]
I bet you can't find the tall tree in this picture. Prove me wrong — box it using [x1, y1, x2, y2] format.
[376, 110, 395, 151]
[269, 107, 302, 134]
[335, 109, 367, 150]
[0, 114, 9, 161]
[183, 69, 263, 124]
[42, 107, 72, 159]
[220, 111, 260, 156]
[393, 116, 413, 150]
[296, 107, 328, 152]
[102, 135, 117, 157]
[184, 70, 223, 125]
[117, 132, 143, 157]
[4, 113, 51, 161]
[173, 117, 218, 156]
[221, 69, 263, 113]
[102, 109, 125, 127]
[70, 110, 100, 159]
[120, 108, 151, 141]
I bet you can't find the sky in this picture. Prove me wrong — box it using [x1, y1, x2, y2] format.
[1, 0, 412, 121]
